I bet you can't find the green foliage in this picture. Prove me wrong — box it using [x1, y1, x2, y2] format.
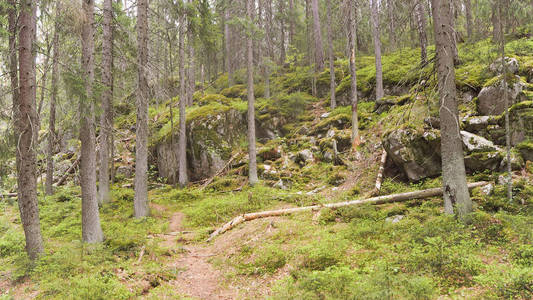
[237, 244, 287, 275]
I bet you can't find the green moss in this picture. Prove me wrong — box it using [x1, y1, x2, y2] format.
[220, 84, 246, 98]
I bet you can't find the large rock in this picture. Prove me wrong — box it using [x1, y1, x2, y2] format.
[506, 101, 533, 146]
[383, 128, 442, 182]
[489, 57, 519, 75]
[477, 76, 524, 115]
[153, 108, 246, 183]
[383, 128, 512, 181]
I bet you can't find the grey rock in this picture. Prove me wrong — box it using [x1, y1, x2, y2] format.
[481, 183, 494, 196]
[297, 149, 314, 164]
[463, 116, 491, 132]
[477, 76, 524, 115]
[386, 215, 404, 224]
[489, 57, 519, 75]
[460, 131, 501, 152]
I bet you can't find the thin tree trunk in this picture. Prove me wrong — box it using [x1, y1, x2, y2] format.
[348, 0, 359, 147]
[465, 0, 473, 41]
[498, 2, 512, 202]
[224, 3, 233, 86]
[279, 0, 287, 65]
[187, 0, 195, 107]
[99, 0, 113, 204]
[326, 0, 336, 109]
[81, 0, 104, 242]
[178, 4, 188, 188]
[265, 0, 273, 99]
[14, 0, 44, 260]
[247, 0, 258, 186]
[415, 0, 428, 64]
[289, 0, 295, 46]
[371, 0, 384, 101]
[306, 0, 317, 96]
[431, 0, 472, 218]
[134, 0, 150, 217]
[491, 2, 501, 43]
[387, 0, 396, 50]
[311, 0, 324, 71]
[46, 1, 61, 196]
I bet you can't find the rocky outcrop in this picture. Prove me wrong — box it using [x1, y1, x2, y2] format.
[477, 75, 524, 115]
[383, 127, 520, 181]
[153, 107, 246, 183]
[383, 128, 442, 182]
[489, 57, 519, 75]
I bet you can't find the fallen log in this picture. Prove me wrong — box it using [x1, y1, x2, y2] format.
[54, 156, 81, 186]
[373, 149, 388, 194]
[1, 193, 17, 198]
[207, 181, 489, 241]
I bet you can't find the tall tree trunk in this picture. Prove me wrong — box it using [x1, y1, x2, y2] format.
[264, 0, 273, 99]
[289, 0, 295, 46]
[326, 0, 336, 109]
[464, 0, 473, 41]
[279, 0, 287, 65]
[134, 0, 150, 217]
[224, 3, 233, 86]
[387, 0, 396, 50]
[81, 0, 104, 242]
[311, 0, 324, 71]
[187, 0, 195, 107]
[431, 0, 472, 218]
[498, 1, 512, 202]
[415, 0, 428, 64]
[14, 0, 44, 260]
[99, 0, 114, 204]
[348, 0, 359, 146]
[306, 0, 317, 96]
[247, 0, 258, 186]
[46, 1, 61, 196]
[371, 0, 384, 101]
[491, 1, 501, 43]
[178, 4, 188, 188]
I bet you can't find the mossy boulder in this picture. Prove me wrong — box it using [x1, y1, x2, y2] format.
[477, 75, 525, 115]
[152, 106, 246, 183]
[464, 151, 503, 173]
[383, 128, 442, 182]
[504, 101, 533, 145]
[517, 141, 533, 161]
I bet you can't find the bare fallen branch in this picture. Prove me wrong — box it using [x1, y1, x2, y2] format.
[207, 181, 489, 241]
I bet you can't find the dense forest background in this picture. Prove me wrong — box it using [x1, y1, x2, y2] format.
[0, 0, 532, 299]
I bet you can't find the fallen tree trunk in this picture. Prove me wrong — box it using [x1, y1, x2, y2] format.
[374, 149, 388, 193]
[1, 193, 17, 198]
[207, 181, 488, 241]
[54, 156, 81, 186]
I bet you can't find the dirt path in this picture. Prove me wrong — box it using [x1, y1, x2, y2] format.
[153, 204, 237, 299]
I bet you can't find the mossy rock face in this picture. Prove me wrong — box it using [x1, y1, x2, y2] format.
[464, 151, 503, 173]
[383, 128, 442, 182]
[221, 84, 246, 98]
[517, 141, 533, 162]
[152, 107, 246, 183]
[197, 93, 231, 106]
[477, 75, 525, 115]
[499, 101, 533, 145]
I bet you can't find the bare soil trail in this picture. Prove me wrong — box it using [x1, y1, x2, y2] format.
[151, 204, 238, 299]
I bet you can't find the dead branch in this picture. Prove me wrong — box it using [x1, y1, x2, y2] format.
[54, 156, 81, 186]
[373, 149, 388, 194]
[207, 181, 489, 241]
[200, 152, 241, 190]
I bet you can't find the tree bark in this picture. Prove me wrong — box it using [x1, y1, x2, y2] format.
[491, 2, 501, 43]
[14, 0, 44, 260]
[498, 2, 512, 202]
[347, 0, 359, 146]
[414, 0, 428, 64]
[279, 0, 287, 65]
[464, 0, 473, 41]
[208, 182, 489, 241]
[134, 0, 150, 217]
[264, 0, 273, 99]
[431, 0, 472, 218]
[371, 0, 384, 101]
[187, 0, 196, 107]
[247, 0, 258, 186]
[224, 3, 233, 86]
[178, 3, 188, 188]
[46, 1, 61, 196]
[80, 0, 104, 243]
[326, 0, 336, 109]
[99, 0, 114, 204]
[311, 0, 324, 71]
[288, 0, 295, 46]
